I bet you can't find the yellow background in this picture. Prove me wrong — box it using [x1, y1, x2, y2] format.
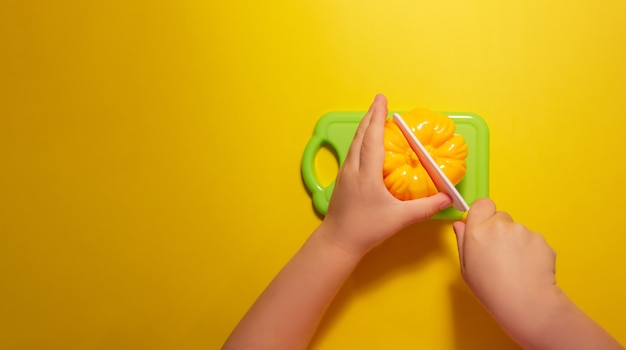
[2, 0, 625, 349]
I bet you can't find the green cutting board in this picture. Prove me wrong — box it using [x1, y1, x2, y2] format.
[301, 111, 489, 220]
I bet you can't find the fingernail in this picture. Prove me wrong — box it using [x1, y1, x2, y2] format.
[439, 196, 452, 210]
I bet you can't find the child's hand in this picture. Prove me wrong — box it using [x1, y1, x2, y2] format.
[319, 94, 452, 258]
[452, 198, 560, 339]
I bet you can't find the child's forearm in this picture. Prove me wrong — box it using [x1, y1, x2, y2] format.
[495, 288, 624, 350]
[222, 224, 362, 350]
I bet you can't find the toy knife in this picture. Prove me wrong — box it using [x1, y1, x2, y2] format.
[392, 113, 470, 219]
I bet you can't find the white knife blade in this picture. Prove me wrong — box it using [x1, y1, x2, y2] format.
[392, 113, 469, 213]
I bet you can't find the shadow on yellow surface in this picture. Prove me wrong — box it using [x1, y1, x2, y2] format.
[449, 281, 521, 349]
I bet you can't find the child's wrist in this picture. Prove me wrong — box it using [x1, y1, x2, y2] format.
[312, 223, 368, 262]
[496, 285, 571, 347]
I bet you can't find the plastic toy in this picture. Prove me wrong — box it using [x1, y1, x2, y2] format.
[302, 110, 489, 220]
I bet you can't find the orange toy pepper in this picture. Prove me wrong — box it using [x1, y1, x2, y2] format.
[383, 108, 468, 200]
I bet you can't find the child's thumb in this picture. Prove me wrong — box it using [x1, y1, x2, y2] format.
[402, 193, 451, 223]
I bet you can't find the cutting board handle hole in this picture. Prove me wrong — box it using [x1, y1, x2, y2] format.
[314, 142, 339, 187]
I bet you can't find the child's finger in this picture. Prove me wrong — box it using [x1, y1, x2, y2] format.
[452, 221, 466, 273]
[345, 97, 378, 166]
[359, 94, 388, 174]
[399, 192, 451, 224]
[466, 198, 498, 226]
[493, 210, 514, 223]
